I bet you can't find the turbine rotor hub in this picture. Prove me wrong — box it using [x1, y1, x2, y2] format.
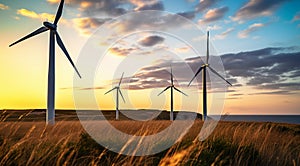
[43, 21, 57, 30]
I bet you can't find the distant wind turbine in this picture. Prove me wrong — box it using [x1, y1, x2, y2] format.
[9, 0, 81, 125]
[188, 31, 232, 121]
[104, 72, 126, 120]
[158, 65, 188, 121]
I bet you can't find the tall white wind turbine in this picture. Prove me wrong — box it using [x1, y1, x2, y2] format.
[9, 0, 81, 124]
[104, 72, 125, 120]
[188, 31, 232, 121]
[158, 65, 188, 121]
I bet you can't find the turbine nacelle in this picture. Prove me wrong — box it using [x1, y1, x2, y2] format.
[43, 22, 57, 30]
[202, 64, 209, 67]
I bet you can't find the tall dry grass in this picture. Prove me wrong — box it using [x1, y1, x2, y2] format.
[0, 120, 299, 165]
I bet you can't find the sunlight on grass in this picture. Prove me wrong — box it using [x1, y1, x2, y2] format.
[0, 117, 299, 165]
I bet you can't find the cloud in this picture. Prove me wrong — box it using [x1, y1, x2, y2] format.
[198, 6, 229, 24]
[68, 1, 190, 37]
[50, 0, 196, 37]
[134, 1, 164, 11]
[195, 0, 220, 13]
[17, 8, 66, 23]
[78, 46, 300, 95]
[177, 11, 196, 20]
[17, 9, 39, 18]
[215, 28, 234, 40]
[138, 35, 164, 47]
[110, 56, 235, 91]
[222, 47, 300, 94]
[108, 47, 137, 56]
[122, 64, 179, 90]
[117, 12, 193, 33]
[238, 23, 265, 38]
[127, 47, 300, 95]
[47, 0, 60, 3]
[174, 46, 191, 53]
[129, 0, 159, 7]
[249, 90, 294, 95]
[292, 12, 300, 22]
[72, 17, 110, 36]
[80, 86, 106, 90]
[79, 1, 93, 9]
[207, 25, 222, 31]
[232, 0, 289, 22]
[0, 3, 9, 10]
[76, 0, 128, 17]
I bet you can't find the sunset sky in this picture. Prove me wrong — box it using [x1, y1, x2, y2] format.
[0, 0, 299, 115]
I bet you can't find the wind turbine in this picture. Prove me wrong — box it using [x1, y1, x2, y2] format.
[104, 72, 125, 120]
[158, 65, 188, 121]
[9, 0, 81, 125]
[188, 31, 232, 121]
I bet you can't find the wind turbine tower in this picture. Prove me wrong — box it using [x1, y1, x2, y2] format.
[9, 0, 81, 124]
[188, 31, 232, 121]
[158, 65, 188, 121]
[104, 72, 126, 120]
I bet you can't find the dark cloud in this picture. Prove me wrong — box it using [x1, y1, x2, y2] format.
[87, 10, 196, 36]
[256, 82, 300, 91]
[138, 35, 164, 47]
[195, 0, 220, 13]
[73, 17, 111, 35]
[248, 90, 294, 95]
[109, 46, 138, 56]
[63, 0, 165, 35]
[80, 86, 106, 90]
[232, 0, 290, 22]
[177, 11, 196, 20]
[124, 47, 300, 95]
[199, 6, 229, 24]
[76, 0, 128, 17]
[63, 0, 201, 36]
[78, 42, 299, 96]
[229, 93, 244, 96]
[114, 56, 234, 91]
[222, 47, 300, 93]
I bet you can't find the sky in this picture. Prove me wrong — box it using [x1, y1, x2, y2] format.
[0, 0, 300, 115]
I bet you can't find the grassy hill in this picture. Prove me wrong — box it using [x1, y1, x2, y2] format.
[0, 109, 202, 121]
[0, 117, 299, 165]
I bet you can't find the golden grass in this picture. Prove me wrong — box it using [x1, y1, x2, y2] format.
[0, 120, 299, 165]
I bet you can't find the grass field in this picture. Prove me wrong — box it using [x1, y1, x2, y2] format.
[0, 116, 299, 166]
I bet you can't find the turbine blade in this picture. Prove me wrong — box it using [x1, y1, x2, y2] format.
[174, 87, 188, 96]
[119, 89, 125, 103]
[104, 87, 116, 95]
[208, 66, 232, 86]
[56, 32, 82, 78]
[157, 86, 171, 96]
[54, 0, 64, 25]
[9, 27, 48, 47]
[118, 72, 124, 87]
[206, 31, 209, 64]
[188, 66, 203, 86]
